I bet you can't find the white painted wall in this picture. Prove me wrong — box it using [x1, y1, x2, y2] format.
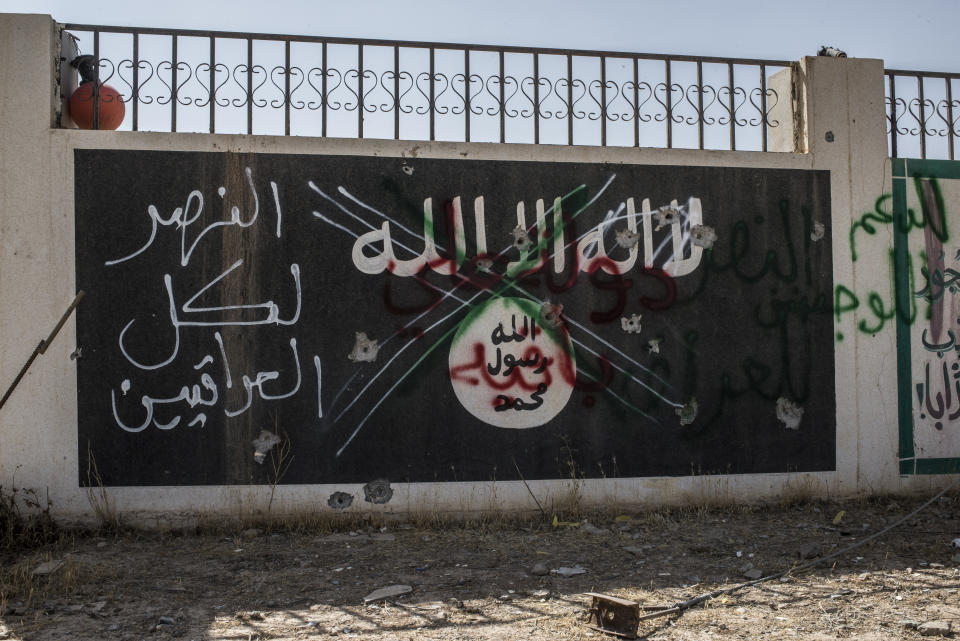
[0, 14, 953, 525]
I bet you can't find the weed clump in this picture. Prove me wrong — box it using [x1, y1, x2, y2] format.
[0, 486, 58, 552]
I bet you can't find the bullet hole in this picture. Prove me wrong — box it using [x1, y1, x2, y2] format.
[776, 397, 804, 430]
[252, 430, 281, 464]
[348, 332, 379, 362]
[327, 492, 354, 510]
[475, 257, 493, 273]
[676, 398, 698, 426]
[810, 221, 825, 242]
[690, 224, 717, 249]
[540, 302, 564, 328]
[70, 347, 83, 360]
[620, 314, 642, 334]
[615, 228, 640, 248]
[512, 225, 532, 252]
[654, 205, 680, 231]
[824, 131, 834, 143]
[401, 162, 414, 176]
[363, 479, 394, 504]
[647, 338, 662, 354]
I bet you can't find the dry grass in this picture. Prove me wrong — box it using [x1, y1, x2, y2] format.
[0, 484, 58, 553]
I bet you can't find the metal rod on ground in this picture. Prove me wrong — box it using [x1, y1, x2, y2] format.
[0, 291, 85, 412]
[634, 476, 960, 624]
[512, 456, 547, 518]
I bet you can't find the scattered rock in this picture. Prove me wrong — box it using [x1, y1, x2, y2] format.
[370, 533, 396, 542]
[743, 568, 763, 580]
[530, 562, 549, 576]
[582, 521, 608, 535]
[85, 601, 107, 614]
[622, 546, 644, 556]
[918, 620, 953, 637]
[157, 616, 176, 625]
[554, 565, 586, 577]
[363, 584, 412, 603]
[797, 543, 821, 559]
[31, 560, 64, 576]
[241, 528, 262, 538]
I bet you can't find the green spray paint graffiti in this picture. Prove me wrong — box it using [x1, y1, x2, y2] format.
[834, 175, 946, 340]
[882, 158, 960, 476]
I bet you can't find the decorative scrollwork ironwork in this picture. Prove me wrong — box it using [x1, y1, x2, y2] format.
[886, 73, 960, 157]
[75, 54, 783, 142]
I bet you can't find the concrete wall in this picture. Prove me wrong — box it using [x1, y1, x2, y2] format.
[0, 13, 954, 525]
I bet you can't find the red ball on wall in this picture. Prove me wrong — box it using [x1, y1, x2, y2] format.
[69, 82, 126, 130]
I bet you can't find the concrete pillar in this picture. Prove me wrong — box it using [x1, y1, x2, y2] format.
[0, 14, 78, 500]
[793, 56, 897, 493]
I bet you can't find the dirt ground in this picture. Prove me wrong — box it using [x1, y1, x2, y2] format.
[1, 494, 960, 641]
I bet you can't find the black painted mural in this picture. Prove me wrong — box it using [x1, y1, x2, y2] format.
[75, 149, 835, 486]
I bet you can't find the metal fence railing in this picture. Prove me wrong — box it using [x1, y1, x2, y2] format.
[62, 23, 790, 151]
[886, 69, 960, 160]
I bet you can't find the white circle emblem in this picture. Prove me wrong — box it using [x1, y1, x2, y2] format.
[448, 297, 576, 429]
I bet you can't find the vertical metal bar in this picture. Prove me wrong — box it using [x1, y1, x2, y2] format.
[919, 75, 927, 159]
[533, 53, 540, 145]
[499, 50, 505, 144]
[209, 37, 216, 133]
[171, 35, 178, 132]
[429, 46, 435, 141]
[321, 41, 327, 138]
[246, 38, 253, 135]
[285, 40, 291, 136]
[567, 53, 573, 145]
[760, 63, 768, 152]
[728, 62, 735, 150]
[464, 49, 471, 142]
[600, 56, 607, 147]
[394, 46, 400, 139]
[132, 32, 139, 131]
[358, 44, 364, 138]
[697, 60, 704, 150]
[889, 73, 898, 158]
[947, 77, 954, 161]
[92, 31, 100, 130]
[665, 59, 672, 149]
[633, 57, 639, 147]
